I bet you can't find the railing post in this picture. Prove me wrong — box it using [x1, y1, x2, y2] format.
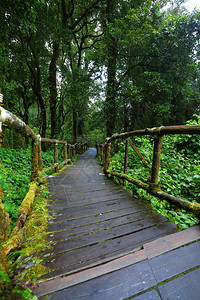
[123, 139, 129, 186]
[100, 144, 104, 162]
[150, 136, 162, 191]
[68, 144, 72, 160]
[64, 143, 67, 160]
[37, 135, 43, 172]
[104, 143, 111, 173]
[54, 143, 58, 172]
[96, 142, 100, 159]
[31, 138, 40, 181]
[72, 145, 76, 158]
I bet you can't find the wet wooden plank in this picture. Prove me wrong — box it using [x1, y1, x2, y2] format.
[144, 225, 200, 259]
[49, 184, 122, 195]
[39, 260, 156, 300]
[47, 214, 168, 243]
[47, 194, 133, 210]
[43, 222, 176, 274]
[34, 249, 147, 297]
[48, 190, 132, 206]
[47, 210, 165, 234]
[48, 199, 148, 223]
[47, 219, 174, 253]
[47, 207, 151, 231]
[149, 240, 200, 283]
[158, 267, 200, 300]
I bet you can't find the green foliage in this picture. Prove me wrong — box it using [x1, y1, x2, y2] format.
[110, 117, 200, 229]
[0, 185, 49, 300]
[0, 146, 59, 228]
[0, 148, 31, 228]
[87, 129, 106, 146]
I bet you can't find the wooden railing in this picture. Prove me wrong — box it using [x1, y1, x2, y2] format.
[97, 125, 200, 218]
[0, 106, 88, 244]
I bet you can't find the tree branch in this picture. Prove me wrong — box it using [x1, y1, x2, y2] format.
[69, 0, 100, 30]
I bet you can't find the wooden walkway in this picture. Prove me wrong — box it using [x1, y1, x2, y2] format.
[33, 148, 200, 299]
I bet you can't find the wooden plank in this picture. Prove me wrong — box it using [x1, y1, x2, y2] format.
[48, 199, 148, 223]
[158, 267, 200, 299]
[144, 225, 200, 259]
[47, 194, 132, 210]
[47, 217, 170, 251]
[34, 249, 147, 297]
[47, 210, 164, 233]
[43, 222, 176, 272]
[149, 240, 200, 283]
[39, 260, 156, 299]
[47, 214, 168, 243]
[49, 184, 122, 194]
[48, 190, 131, 203]
[48, 190, 128, 203]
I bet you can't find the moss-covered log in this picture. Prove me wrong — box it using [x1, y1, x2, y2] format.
[106, 169, 149, 190]
[41, 137, 66, 144]
[0, 107, 38, 140]
[128, 138, 151, 169]
[106, 169, 200, 218]
[15, 182, 38, 230]
[151, 190, 200, 218]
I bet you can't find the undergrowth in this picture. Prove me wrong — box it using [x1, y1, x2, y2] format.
[0, 184, 50, 299]
[0, 144, 65, 229]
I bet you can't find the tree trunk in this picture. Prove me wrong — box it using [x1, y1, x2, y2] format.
[49, 41, 60, 139]
[105, 0, 117, 137]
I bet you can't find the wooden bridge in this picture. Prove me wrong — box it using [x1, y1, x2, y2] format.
[0, 106, 200, 299]
[33, 148, 200, 299]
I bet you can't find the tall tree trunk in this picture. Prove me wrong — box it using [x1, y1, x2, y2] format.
[105, 0, 117, 137]
[28, 44, 47, 140]
[49, 41, 59, 139]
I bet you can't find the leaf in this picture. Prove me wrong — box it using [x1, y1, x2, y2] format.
[0, 271, 11, 283]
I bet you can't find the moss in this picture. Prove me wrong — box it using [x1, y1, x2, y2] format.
[18, 182, 38, 217]
[0, 184, 51, 298]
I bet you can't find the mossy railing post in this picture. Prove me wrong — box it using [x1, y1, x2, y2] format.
[96, 143, 100, 159]
[31, 138, 40, 181]
[37, 135, 43, 172]
[64, 143, 67, 161]
[54, 143, 58, 172]
[69, 144, 72, 160]
[149, 136, 162, 191]
[100, 144, 104, 162]
[123, 139, 129, 186]
[72, 145, 76, 158]
[104, 142, 111, 173]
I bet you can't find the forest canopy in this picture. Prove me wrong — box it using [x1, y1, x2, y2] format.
[0, 0, 200, 144]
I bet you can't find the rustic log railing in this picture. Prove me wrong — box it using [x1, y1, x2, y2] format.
[0, 106, 88, 240]
[97, 125, 200, 218]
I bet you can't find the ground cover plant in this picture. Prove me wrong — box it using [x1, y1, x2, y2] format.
[0, 145, 58, 230]
[109, 117, 200, 230]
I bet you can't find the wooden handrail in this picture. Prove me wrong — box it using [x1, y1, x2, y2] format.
[98, 125, 200, 218]
[0, 106, 89, 238]
[105, 125, 200, 144]
[0, 107, 88, 180]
